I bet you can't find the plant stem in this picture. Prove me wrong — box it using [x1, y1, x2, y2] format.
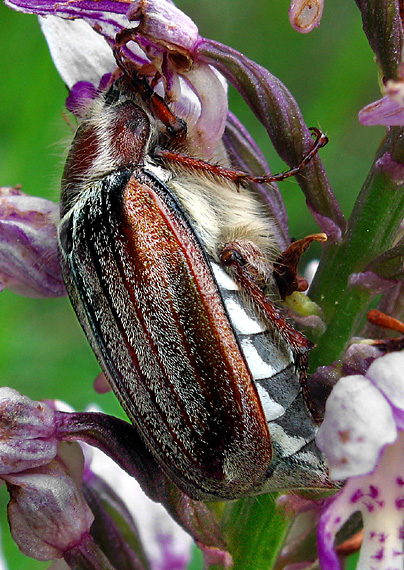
[220, 494, 291, 570]
[309, 127, 404, 370]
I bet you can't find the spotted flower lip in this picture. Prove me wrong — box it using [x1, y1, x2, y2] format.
[316, 351, 404, 570]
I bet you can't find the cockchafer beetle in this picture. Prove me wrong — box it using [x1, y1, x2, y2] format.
[58, 44, 329, 501]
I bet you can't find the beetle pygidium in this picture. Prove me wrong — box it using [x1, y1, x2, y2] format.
[58, 54, 329, 501]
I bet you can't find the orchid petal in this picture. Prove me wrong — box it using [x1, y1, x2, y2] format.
[316, 375, 397, 479]
[318, 433, 404, 570]
[366, 352, 404, 412]
[359, 96, 404, 127]
[39, 16, 116, 89]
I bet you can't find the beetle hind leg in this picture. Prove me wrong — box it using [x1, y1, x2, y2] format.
[219, 240, 322, 422]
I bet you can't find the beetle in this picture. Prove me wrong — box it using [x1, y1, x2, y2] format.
[58, 49, 329, 501]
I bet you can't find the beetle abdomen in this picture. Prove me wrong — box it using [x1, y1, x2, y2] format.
[210, 261, 328, 491]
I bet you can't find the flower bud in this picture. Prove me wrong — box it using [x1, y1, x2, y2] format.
[289, 0, 324, 34]
[0, 387, 57, 474]
[0, 187, 65, 298]
[6, 444, 94, 561]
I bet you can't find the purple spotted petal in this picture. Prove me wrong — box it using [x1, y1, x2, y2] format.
[316, 374, 397, 479]
[0, 187, 65, 298]
[318, 433, 404, 570]
[289, 0, 324, 34]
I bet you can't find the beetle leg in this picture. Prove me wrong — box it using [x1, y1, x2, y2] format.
[274, 233, 327, 299]
[154, 127, 328, 186]
[112, 42, 188, 142]
[220, 241, 321, 421]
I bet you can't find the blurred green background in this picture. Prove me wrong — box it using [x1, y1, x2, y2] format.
[0, 0, 383, 568]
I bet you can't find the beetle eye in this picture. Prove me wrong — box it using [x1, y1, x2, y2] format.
[59, 215, 74, 255]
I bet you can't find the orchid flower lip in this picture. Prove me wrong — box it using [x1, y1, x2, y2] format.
[317, 352, 404, 570]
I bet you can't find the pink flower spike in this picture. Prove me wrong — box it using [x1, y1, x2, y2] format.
[289, 0, 324, 34]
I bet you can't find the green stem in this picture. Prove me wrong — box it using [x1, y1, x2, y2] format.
[309, 127, 404, 370]
[220, 494, 291, 570]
